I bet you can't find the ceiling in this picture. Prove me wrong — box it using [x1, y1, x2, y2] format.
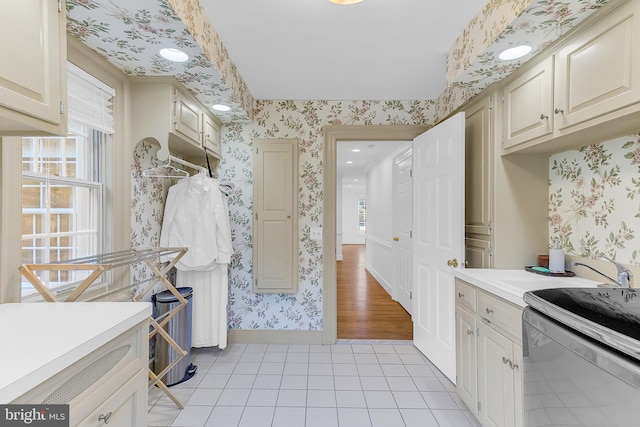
[337, 140, 407, 187]
[199, 0, 486, 101]
[67, 0, 614, 123]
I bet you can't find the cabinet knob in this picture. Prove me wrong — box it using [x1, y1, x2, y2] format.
[458, 292, 464, 298]
[467, 329, 474, 336]
[485, 307, 494, 315]
[98, 412, 113, 424]
[540, 113, 548, 120]
[554, 107, 564, 115]
[502, 357, 509, 365]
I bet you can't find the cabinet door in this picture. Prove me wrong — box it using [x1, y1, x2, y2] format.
[253, 139, 298, 293]
[465, 96, 492, 236]
[502, 57, 554, 149]
[76, 370, 147, 427]
[477, 322, 516, 427]
[0, 0, 65, 132]
[555, 0, 640, 132]
[455, 307, 477, 414]
[513, 342, 523, 427]
[465, 237, 492, 269]
[203, 114, 221, 156]
[173, 89, 201, 146]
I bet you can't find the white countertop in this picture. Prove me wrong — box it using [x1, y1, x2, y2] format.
[453, 268, 601, 307]
[0, 302, 151, 403]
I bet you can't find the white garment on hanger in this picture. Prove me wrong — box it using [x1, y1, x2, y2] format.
[159, 173, 233, 348]
[159, 174, 232, 269]
[177, 265, 228, 349]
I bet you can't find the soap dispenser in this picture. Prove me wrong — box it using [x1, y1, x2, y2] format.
[549, 238, 565, 273]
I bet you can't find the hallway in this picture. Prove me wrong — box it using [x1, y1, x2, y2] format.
[337, 245, 413, 340]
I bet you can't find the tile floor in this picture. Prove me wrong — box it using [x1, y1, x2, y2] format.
[148, 341, 482, 427]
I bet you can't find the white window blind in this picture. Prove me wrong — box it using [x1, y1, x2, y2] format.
[67, 63, 115, 134]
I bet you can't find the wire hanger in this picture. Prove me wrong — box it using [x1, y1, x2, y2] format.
[141, 157, 189, 178]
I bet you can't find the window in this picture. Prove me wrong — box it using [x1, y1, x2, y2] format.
[358, 198, 366, 231]
[21, 64, 114, 299]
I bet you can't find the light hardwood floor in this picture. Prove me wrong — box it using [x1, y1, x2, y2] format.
[337, 244, 413, 340]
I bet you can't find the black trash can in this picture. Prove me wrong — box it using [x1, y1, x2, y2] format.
[152, 287, 197, 386]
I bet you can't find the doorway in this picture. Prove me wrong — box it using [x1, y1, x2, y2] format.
[337, 244, 412, 340]
[322, 125, 428, 345]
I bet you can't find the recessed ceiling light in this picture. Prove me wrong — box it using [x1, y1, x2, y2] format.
[159, 48, 189, 63]
[346, 161, 353, 164]
[212, 104, 232, 112]
[352, 149, 361, 152]
[498, 45, 533, 61]
[328, 0, 363, 4]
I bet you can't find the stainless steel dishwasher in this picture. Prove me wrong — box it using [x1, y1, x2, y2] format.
[523, 288, 640, 427]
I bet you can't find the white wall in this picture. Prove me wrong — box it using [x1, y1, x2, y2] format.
[341, 183, 366, 244]
[364, 153, 395, 295]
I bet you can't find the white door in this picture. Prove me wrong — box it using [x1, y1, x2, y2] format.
[412, 112, 465, 383]
[392, 148, 413, 315]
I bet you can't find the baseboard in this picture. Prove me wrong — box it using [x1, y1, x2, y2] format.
[365, 263, 393, 297]
[228, 329, 324, 345]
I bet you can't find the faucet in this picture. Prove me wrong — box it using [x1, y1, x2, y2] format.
[573, 256, 633, 288]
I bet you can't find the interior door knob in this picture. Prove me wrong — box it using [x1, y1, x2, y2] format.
[393, 236, 400, 241]
[447, 259, 458, 268]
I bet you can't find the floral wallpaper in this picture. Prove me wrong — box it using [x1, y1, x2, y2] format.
[549, 132, 640, 266]
[130, 140, 180, 301]
[66, 0, 251, 123]
[67, 0, 614, 128]
[441, 0, 613, 121]
[218, 100, 433, 330]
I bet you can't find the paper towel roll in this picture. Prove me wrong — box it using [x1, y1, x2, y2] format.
[549, 248, 565, 273]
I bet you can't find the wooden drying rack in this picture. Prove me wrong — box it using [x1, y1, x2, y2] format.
[19, 247, 190, 409]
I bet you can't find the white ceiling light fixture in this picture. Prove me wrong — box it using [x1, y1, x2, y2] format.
[328, 0, 364, 4]
[352, 149, 361, 152]
[212, 104, 232, 112]
[159, 48, 189, 63]
[498, 45, 533, 61]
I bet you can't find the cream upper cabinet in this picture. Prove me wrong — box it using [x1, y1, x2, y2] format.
[555, 0, 640, 133]
[465, 95, 493, 236]
[203, 113, 222, 157]
[502, 57, 554, 150]
[464, 91, 549, 270]
[0, 0, 67, 136]
[131, 77, 222, 163]
[173, 88, 202, 147]
[501, 0, 640, 154]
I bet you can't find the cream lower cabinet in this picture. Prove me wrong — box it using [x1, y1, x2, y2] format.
[477, 323, 523, 427]
[12, 319, 149, 427]
[455, 279, 523, 427]
[0, 0, 67, 136]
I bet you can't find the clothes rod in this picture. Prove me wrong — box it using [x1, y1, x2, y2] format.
[168, 154, 207, 175]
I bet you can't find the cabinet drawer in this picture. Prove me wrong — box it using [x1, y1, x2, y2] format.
[455, 280, 477, 312]
[478, 291, 522, 341]
[76, 369, 147, 427]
